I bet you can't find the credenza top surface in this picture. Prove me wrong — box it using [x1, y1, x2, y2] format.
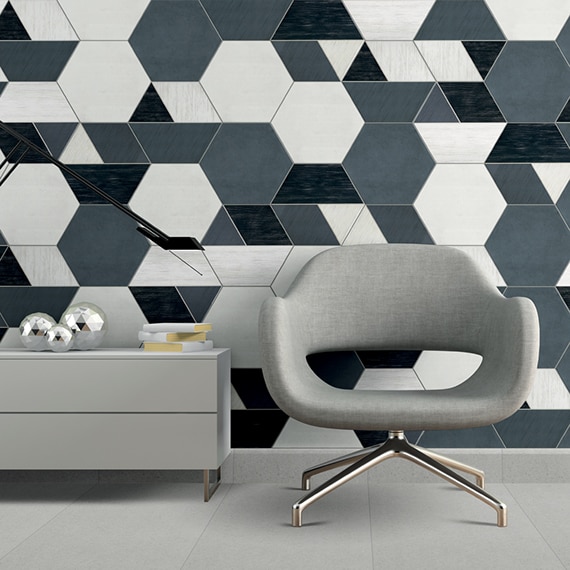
[0, 348, 230, 360]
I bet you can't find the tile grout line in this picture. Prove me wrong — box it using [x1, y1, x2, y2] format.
[504, 483, 567, 569]
[0, 480, 99, 565]
[178, 482, 234, 570]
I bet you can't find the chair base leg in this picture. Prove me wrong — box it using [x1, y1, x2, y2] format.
[292, 431, 506, 528]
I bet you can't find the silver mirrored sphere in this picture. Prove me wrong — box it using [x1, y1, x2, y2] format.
[61, 302, 107, 350]
[46, 324, 75, 352]
[19, 313, 57, 351]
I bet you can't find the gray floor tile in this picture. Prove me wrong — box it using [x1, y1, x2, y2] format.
[368, 483, 565, 569]
[0, 483, 95, 559]
[182, 483, 374, 570]
[506, 484, 570, 568]
[0, 483, 229, 570]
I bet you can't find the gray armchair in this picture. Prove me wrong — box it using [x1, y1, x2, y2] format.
[259, 244, 539, 527]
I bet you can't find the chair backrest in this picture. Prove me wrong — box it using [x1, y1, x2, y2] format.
[281, 244, 503, 354]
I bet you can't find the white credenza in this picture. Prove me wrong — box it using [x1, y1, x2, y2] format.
[0, 348, 231, 500]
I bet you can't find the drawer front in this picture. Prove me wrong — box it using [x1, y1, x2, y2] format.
[0, 414, 228, 469]
[0, 359, 220, 412]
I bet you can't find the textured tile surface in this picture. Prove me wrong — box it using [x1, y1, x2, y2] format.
[0, 0, 568, 449]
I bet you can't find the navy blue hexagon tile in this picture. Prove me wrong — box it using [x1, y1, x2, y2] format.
[418, 426, 504, 448]
[486, 164, 552, 204]
[0, 286, 77, 326]
[225, 206, 291, 245]
[35, 123, 77, 159]
[306, 351, 364, 390]
[201, 0, 292, 40]
[273, 0, 361, 40]
[558, 348, 570, 392]
[273, 164, 361, 204]
[202, 208, 245, 246]
[0, 2, 30, 40]
[62, 164, 149, 205]
[439, 82, 504, 122]
[368, 205, 433, 244]
[129, 286, 194, 324]
[344, 124, 435, 204]
[201, 124, 292, 205]
[557, 16, 570, 61]
[0, 248, 30, 285]
[557, 181, 570, 226]
[83, 124, 148, 164]
[129, 0, 221, 81]
[129, 84, 173, 123]
[507, 287, 570, 368]
[415, 0, 504, 40]
[462, 41, 505, 79]
[0, 41, 77, 81]
[273, 41, 338, 81]
[415, 85, 458, 123]
[345, 82, 433, 122]
[273, 204, 338, 245]
[486, 206, 570, 286]
[130, 124, 219, 163]
[231, 368, 278, 409]
[486, 42, 570, 123]
[494, 410, 570, 448]
[343, 43, 386, 81]
[58, 205, 150, 286]
[231, 409, 289, 448]
[487, 124, 570, 162]
[177, 285, 221, 322]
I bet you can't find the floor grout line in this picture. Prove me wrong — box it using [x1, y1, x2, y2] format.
[504, 483, 567, 569]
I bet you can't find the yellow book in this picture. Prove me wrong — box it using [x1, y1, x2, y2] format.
[143, 340, 214, 353]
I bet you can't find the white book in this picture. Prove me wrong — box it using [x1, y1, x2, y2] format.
[142, 322, 212, 333]
[139, 331, 208, 342]
[143, 340, 214, 353]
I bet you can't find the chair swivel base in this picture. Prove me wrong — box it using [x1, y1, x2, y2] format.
[292, 430, 506, 528]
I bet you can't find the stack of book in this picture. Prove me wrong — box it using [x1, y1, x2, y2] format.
[138, 322, 213, 352]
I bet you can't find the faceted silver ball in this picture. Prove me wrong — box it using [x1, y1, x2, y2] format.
[19, 313, 57, 351]
[46, 324, 75, 352]
[61, 302, 107, 350]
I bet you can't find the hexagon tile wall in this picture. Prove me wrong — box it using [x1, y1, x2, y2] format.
[0, 0, 568, 449]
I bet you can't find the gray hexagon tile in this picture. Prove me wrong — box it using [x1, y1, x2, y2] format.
[129, 0, 220, 81]
[488, 0, 570, 40]
[201, 41, 292, 122]
[58, 42, 150, 122]
[486, 206, 570, 286]
[205, 286, 275, 368]
[66, 286, 147, 348]
[343, 0, 434, 40]
[201, 123, 292, 205]
[486, 42, 570, 122]
[414, 351, 483, 390]
[0, 164, 78, 245]
[129, 164, 221, 242]
[204, 246, 291, 286]
[343, 124, 434, 204]
[57, 0, 150, 40]
[272, 82, 363, 163]
[415, 164, 506, 245]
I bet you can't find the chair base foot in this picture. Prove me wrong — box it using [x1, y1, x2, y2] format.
[293, 431, 506, 528]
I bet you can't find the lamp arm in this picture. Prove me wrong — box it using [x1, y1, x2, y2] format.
[0, 121, 203, 250]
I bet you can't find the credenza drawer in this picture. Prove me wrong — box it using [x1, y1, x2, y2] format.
[0, 359, 219, 412]
[0, 414, 226, 469]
